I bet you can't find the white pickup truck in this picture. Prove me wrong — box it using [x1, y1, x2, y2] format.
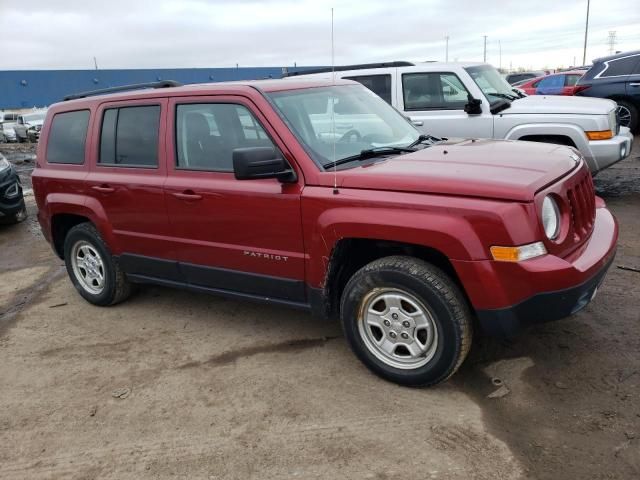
[287, 62, 633, 174]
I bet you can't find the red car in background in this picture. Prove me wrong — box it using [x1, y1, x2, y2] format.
[516, 70, 586, 96]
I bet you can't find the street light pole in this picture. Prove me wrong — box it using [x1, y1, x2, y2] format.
[445, 35, 449, 62]
[582, 0, 590, 65]
[483, 35, 488, 63]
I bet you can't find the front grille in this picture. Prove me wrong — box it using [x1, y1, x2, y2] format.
[567, 173, 596, 238]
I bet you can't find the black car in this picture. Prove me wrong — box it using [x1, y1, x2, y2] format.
[0, 154, 26, 224]
[576, 50, 640, 133]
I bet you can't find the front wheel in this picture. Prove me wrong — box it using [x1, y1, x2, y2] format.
[340, 256, 472, 387]
[615, 100, 638, 134]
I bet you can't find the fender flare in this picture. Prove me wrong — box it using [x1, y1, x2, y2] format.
[306, 206, 488, 289]
[45, 193, 118, 253]
[503, 123, 588, 153]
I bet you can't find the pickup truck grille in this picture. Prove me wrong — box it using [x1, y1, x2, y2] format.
[567, 173, 596, 237]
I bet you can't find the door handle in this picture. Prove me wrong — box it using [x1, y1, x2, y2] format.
[172, 190, 202, 201]
[411, 119, 424, 126]
[91, 185, 115, 193]
[629, 83, 640, 87]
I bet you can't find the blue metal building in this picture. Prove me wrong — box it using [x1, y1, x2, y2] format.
[0, 67, 309, 109]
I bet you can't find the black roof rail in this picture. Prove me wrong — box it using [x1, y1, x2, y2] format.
[283, 61, 415, 77]
[63, 80, 183, 101]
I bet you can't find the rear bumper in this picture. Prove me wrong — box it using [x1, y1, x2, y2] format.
[584, 127, 633, 173]
[476, 251, 615, 336]
[452, 204, 618, 336]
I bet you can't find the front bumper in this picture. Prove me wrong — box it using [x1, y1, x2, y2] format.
[452, 204, 618, 336]
[584, 126, 633, 173]
[0, 166, 25, 217]
[476, 251, 615, 336]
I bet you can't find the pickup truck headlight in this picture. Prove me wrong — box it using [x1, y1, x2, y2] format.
[0, 157, 10, 173]
[541, 195, 560, 240]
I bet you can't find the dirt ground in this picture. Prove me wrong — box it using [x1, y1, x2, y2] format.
[0, 141, 638, 479]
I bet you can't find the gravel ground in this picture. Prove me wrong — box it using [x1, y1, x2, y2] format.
[0, 140, 638, 479]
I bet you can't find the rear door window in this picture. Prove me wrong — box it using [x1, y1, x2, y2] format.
[99, 105, 160, 167]
[344, 74, 393, 104]
[46, 110, 90, 164]
[536, 75, 564, 93]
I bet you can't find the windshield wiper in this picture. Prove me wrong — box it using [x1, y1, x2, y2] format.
[512, 88, 526, 98]
[322, 146, 414, 170]
[488, 92, 517, 101]
[407, 133, 444, 148]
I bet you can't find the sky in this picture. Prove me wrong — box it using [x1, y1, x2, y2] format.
[0, 0, 639, 71]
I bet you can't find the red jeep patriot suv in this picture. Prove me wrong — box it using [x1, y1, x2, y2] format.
[32, 79, 618, 386]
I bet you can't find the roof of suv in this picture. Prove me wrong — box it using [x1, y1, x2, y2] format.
[592, 49, 640, 64]
[58, 78, 355, 109]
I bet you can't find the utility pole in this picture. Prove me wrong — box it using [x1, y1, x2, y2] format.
[93, 57, 98, 70]
[445, 35, 449, 62]
[482, 35, 488, 63]
[582, 0, 590, 65]
[498, 40, 502, 71]
[607, 31, 617, 55]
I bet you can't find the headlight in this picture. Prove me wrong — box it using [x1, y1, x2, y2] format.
[0, 156, 10, 172]
[541, 195, 560, 240]
[609, 109, 618, 134]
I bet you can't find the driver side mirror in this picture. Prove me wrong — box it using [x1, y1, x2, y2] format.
[233, 147, 297, 183]
[464, 96, 483, 115]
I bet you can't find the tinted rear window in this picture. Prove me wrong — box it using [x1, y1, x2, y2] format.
[99, 105, 160, 167]
[599, 55, 640, 77]
[344, 74, 392, 104]
[46, 110, 90, 164]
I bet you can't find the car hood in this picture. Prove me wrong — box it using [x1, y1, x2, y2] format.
[502, 95, 616, 115]
[328, 138, 580, 201]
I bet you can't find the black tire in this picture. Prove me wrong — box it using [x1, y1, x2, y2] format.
[63, 222, 132, 306]
[340, 256, 472, 387]
[615, 99, 638, 134]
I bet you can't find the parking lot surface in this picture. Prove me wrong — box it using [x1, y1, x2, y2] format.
[1, 141, 639, 479]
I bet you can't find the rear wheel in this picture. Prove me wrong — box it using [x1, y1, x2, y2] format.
[340, 256, 472, 387]
[63, 223, 132, 306]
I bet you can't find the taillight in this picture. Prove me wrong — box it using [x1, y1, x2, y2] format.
[573, 85, 590, 95]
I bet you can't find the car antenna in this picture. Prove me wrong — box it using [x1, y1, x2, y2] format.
[331, 7, 339, 195]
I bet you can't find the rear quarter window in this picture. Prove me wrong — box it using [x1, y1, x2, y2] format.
[344, 74, 393, 104]
[46, 110, 90, 165]
[598, 55, 640, 77]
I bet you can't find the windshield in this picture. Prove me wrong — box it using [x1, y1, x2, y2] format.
[465, 65, 518, 103]
[267, 84, 420, 169]
[23, 112, 45, 123]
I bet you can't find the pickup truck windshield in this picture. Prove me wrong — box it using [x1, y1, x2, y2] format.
[267, 84, 420, 169]
[23, 112, 46, 123]
[465, 65, 519, 103]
